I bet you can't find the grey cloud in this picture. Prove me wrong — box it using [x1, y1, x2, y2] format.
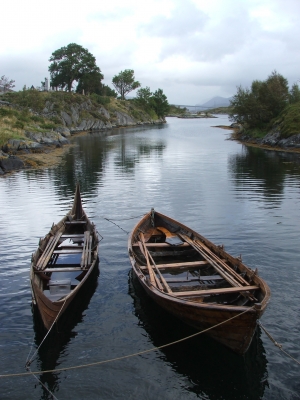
[140, 2, 208, 38]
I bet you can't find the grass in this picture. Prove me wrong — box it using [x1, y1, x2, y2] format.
[277, 103, 300, 138]
[0, 90, 163, 149]
[0, 105, 61, 147]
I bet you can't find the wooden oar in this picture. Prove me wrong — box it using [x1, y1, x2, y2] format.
[139, 233, 156, 287]
[137, 241, 163, 290]
[144, 247, 173, 294]
[194, 239, 249, 286]
[179, 233, 257, 301]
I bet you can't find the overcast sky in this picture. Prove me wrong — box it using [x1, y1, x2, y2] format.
[2, 0, 300, 105]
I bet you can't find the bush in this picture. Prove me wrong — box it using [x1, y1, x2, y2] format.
[90, 93, 110, 106]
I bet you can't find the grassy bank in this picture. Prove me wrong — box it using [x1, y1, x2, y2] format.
[0, 90, 161, 148]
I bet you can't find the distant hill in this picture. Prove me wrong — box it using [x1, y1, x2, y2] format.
[195, 96, 232, 110]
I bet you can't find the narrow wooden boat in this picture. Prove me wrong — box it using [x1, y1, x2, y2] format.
[128, 209, 271, 354]
[30, 184, 100, 331]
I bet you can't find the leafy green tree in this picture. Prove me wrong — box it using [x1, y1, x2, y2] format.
[289, 83, 300, 104]
[101, 84, 117, 97]
[230, 71, 289, 128]
[76, 71, 103, 95]
[49, 43, 102, 92]
[112, 69, 140, 100]
[150, 88, 169, 118]
[135, 86, 152, 108]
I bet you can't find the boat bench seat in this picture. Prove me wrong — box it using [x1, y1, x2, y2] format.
[166, 274, 224, 283]
[64, 220, 87, 225]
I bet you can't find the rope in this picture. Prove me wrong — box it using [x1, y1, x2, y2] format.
[258, 322, 300, 366]
[28, 369, 59, 400]
[1, 306, 254, 379]
[102, 213, 147, 235]
[25, 298, 67, 369]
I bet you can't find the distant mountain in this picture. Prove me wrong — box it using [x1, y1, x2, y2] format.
[195, 96, 232, 110]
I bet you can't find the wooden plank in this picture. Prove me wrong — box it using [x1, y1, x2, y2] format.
[139, 233, 156, 286]
[194, 239, 249, 286]
[61, 234, 84, 238]
[53, 249, 83, 254]
[140, 261, 210, 271]
[179, 234, 247, 288]
[80, 231, 91, 269]
[133, 242, 190, 248]
[42, 267, 88, 272]
[37, 231, 63, 270]
[166, 275, 224, 283]
[57, 245, 83, 250]
[144, 244, 173, 294]
[173, 285, 259, 297]
[65, 220, 87, 224]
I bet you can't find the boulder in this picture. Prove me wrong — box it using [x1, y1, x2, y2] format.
[0, 153, 24, 172]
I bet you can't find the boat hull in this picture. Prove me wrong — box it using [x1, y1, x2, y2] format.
[128, 210, 270, 354]
[30, 184, 99, 331]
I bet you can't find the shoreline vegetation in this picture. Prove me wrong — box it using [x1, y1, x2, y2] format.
[0, 90, 168, 175]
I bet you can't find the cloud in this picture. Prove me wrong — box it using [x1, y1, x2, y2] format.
[1, 0, 300, 104]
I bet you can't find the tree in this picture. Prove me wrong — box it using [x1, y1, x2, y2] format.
[136, 86, 152, 107]
[0, 75, 15, 92]
[112, 69, 140, 100]
[76, 71, 103, 95]
[150, 89, 169, 118]
[230, 71, 289, 128]
[289, 83, 300, 104]
[49, 43, 103, 92]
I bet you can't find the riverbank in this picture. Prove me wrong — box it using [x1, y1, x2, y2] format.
[0, 92, 166, 175]
[215, 124, 300, 154]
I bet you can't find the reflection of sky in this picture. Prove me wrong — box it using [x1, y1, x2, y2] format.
[1, 117, 300, 399]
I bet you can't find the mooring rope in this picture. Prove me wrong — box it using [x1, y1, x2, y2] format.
[102, 213, 147, 235]
[28, 369, 59, 400]
[258, 322, 300, 366]
[1, 306, 254, 379]
[25, 298, 68, 369]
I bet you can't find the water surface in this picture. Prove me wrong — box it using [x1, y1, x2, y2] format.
[0, 116, 299, 399]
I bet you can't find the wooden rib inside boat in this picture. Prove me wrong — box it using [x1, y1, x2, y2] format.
[128, 209, 271, 354]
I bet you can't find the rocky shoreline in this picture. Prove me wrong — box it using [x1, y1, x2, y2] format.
[216, 123, 300, 154]
[0, 97, 165, 175]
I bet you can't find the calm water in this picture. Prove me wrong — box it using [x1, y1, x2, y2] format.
[0, 116, 300, 399]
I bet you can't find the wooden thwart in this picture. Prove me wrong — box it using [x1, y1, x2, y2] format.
[173, 285, 259, 297]
[42, 267, 88, 272]
[133, 242, 190, 248]
[139, 260, 210, 271]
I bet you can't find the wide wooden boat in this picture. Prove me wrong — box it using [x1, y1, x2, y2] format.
[30, 184, 99, 331]
[128, 209, 270, 354]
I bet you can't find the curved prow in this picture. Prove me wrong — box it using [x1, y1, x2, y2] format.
[72, 183, 84, 220]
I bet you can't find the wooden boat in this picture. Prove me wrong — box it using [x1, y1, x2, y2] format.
[30, 184, 100, 331]
[128, 209, 271, 354]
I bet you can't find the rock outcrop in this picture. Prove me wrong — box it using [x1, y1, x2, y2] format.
[0, 96, 165, 175]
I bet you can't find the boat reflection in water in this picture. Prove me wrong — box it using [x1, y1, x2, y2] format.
[30, 263, 99, 398]
[129, 270, 268, 400]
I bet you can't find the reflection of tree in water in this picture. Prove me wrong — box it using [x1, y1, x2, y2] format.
[48, 128, 166, 195]
[31, 264, 99, 399]
[228, 146, 300, 202]
[128, 271, 268, 400]
[114, 135, 166, 173]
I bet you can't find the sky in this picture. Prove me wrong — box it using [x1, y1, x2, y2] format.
[2, 0, 300, 105]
